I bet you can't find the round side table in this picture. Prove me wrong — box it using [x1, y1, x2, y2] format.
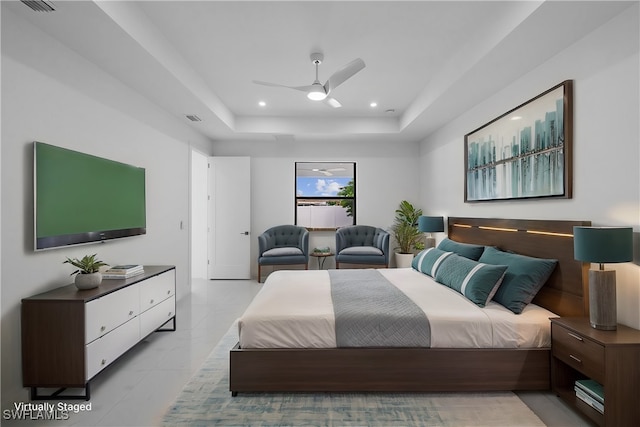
[310, 252, 334, 269]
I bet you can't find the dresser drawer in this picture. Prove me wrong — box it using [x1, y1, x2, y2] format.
[139, 270, 175, 313]
[552, 323, 605, 382]
[140, 296, 176, 338]
[86, 317, 139, 380]
[85, 284, 139, 344]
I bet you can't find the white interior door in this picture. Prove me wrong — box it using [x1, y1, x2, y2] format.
[208, 157, 251, 279]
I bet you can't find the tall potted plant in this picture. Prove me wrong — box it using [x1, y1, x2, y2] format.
[390, 200, 424, 268]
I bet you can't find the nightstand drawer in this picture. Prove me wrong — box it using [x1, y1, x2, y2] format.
[552, 323, 605, 382]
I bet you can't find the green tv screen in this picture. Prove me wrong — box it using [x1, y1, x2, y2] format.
[34, 142, 146, 250]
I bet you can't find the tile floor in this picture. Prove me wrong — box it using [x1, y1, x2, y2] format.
[5, 277, 588, 426]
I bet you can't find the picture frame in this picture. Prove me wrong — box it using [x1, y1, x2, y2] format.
[464, 80, 573, 202]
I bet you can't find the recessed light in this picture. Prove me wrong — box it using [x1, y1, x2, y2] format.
[258, 101, 266, 107]
[510, 116, 522, 121]
[370, 102, 378, 108]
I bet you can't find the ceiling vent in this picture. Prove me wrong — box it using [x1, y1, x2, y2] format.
[21, 1, 56, 12]
[185, 115, 202, 122]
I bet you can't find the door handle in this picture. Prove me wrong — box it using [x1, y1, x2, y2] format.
[241, 231, 249, 235]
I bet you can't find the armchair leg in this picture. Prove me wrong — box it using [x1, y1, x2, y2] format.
[258, 264, 262, 283]
[336, 262, 340, 269]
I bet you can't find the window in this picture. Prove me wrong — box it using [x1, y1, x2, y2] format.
[295, 162, 355, 229]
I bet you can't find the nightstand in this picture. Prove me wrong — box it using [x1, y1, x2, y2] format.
[550, 317, 640, 426]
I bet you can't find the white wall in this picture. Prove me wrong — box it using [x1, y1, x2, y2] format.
[212, 139, 422, 272]
[419, 4, 640, 328]
[1, 8, 212, 406]
[190, 149, 209, 279]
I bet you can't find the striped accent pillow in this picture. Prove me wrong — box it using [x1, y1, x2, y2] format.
[412, 248, 454, 277]
[434, 253, 508, 307]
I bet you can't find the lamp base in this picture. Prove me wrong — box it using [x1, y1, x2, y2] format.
[588, 270, 617, 331]
[425, 236, 436, 249]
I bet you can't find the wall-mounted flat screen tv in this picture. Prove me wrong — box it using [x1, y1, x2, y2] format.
[34, 142, 146, 250]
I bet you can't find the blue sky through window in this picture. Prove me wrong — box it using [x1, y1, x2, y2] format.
[296, 177, 351, 197]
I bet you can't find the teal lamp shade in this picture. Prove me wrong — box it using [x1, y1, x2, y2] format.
[573, 227, 633, 264]
[418, 216, 444, 233]
[419, 216, 444, 249]
[574, 226, 633, 331]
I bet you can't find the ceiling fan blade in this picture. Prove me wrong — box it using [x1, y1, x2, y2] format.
[325, 97, 342, 108]
[324, 58, 365, 94]
[252, 80, 315, 92]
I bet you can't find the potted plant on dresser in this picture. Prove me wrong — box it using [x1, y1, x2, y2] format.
[64, 254, 107, 290]
[390, 200, 424, 268]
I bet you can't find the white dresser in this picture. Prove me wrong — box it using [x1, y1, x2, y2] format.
[22, 266, 176, 400]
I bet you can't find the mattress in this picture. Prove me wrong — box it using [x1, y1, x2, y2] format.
[238, 268, 556, 349]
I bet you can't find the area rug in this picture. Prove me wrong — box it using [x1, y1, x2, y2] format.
[161, 324, 546, 427]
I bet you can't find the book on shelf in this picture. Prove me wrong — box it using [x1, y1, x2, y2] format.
[105, 264, 143, 274]
[575, 379, 604, 403]
[102, 270, 144, 280]
[575, 386, 605, 414]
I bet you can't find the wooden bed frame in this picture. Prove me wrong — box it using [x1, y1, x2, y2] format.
[230, 217, 591, 395]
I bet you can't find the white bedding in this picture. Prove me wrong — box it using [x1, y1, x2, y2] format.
[238, 268, 555, 349]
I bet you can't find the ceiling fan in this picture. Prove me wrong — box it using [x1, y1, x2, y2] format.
[253, 53, 365, 108]
[298, 166, 347, 176]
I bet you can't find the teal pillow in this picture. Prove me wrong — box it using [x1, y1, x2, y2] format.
[479, 246, 558, 314]
[437, 238, 485, 260]
[412, 248, 454, 277]
[434, 253, 507, 307]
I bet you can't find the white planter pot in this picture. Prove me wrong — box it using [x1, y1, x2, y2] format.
[395, 252, 414, 268]
[75, 272, 102, 290]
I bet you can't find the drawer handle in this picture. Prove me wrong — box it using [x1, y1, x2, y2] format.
[150, 299, 154, 304]
[569, 354, 582, 364]
[168, 311, 172, 317]
[167, 290, 171, 295]
[129, 310, 134, 316]
[101, 359, 107, 366]
[100, 326, 106, 332]
[567, 332, 584, 341]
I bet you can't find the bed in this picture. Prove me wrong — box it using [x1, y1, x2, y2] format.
[230, 217, 591, 395]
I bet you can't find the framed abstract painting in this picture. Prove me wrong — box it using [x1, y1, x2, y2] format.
[464, 80, 573, 202]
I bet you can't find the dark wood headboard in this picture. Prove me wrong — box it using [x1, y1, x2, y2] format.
[447, 217, 591, 317]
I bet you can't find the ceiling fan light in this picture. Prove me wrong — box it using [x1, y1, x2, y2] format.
[307, 88, 327, 101]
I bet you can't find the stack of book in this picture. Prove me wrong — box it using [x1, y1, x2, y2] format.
[313, 246, 331, 254]
[103, 264, 144, 280]
[574, 379, 604, 414]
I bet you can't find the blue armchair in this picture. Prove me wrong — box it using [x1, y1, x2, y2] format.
[335, 225, 390, 268]
[258, 225, 309, 282]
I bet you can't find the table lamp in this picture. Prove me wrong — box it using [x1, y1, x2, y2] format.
[418, 216, 444, 248]
[573, 226, 633, 330]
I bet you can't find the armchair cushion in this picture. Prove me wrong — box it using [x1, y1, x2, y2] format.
[339, 246, 383, 256]
[263, 247, 304, 257]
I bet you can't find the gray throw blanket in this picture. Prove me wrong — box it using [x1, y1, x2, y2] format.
[329, 269, 431, 347]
